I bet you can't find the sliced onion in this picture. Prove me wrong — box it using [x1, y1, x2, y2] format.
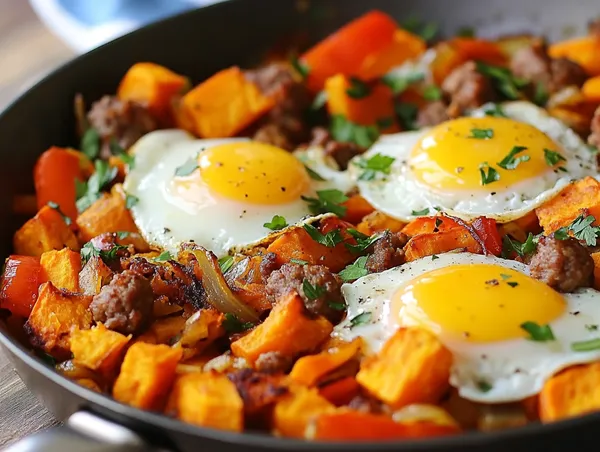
[186, 248, 259, 323]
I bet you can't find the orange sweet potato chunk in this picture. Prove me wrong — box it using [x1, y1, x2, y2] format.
[341, 194, 375, 225]
[273, 387, 335, 438]
[404, 228, 481, 262]
[70, 323, 131, 374]
[76, 184, 141, 243]
[113, 342, 182, 410]
[168, 372, 243, 432]
[539, 363, 600, 422]
[181, 67, 274, 138]
[25, 282, 92, 359]
[357, 211, 406, 236]
[230, 292, 332, 364]
[40, 248, 82, 292]
[356, 327, 452, 408]
[14, 206, 80, 257]
[536, 177, 600, 234]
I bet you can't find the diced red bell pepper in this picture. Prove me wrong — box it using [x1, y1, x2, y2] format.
[471, 217, 503, 256]
[0, 255, 44, 318]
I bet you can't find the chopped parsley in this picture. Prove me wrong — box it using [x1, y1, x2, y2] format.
[218, 255, 234, 273]
[153, 251, 173, 263]
[353, 153, 396, 181]
[223, 313, 254, 333]
[346, 77, 371, 99]
[571, 338, 600, 352]
[507, 281, 519, 288]
[311, 90, 328, 110]
[174, 156, 199, 177]
[263, 215, 288, 231]
[497, 146, 530, 170]
[80, 242, 127, 265]
[543, 149, 567, 167]
[475, 61, 527, 100]
[46, 201, 71, 226]
[533, 82, 549, 106]
[381, 72, 424, 95]
[81, 127, 100, 160]
[339, 255, 369, 282]
[290, 258, 309, 265]
[76, 159, 118, 213]
[477, 379, 493, 392]
[423, 85, 442, 101]
[483, 103, 508, 118]
[500, 273, 512, 280]
[431, 254, 439, 260]
[328, 301, 347, 311]
[586, 324, 599, 332]
[303, 223, 344, 248]
[478, 162, 500, 185]
[125, 193, 139, 209]
[401, 17, 438, 42]
[395, 102, 419, 130]
[303, 279, 326, 300]
[302, 189, 348, 217]
[469, 128, 494, 139]
[411, 208, 431, 216]
[350, 311, 372, 328]
[304, 165, 326, 181]
[502, 233, 538, 258]
[330, 115, 380, 148]
[520, 321, 555, 342]
[345, 229, 383, 254]
[290, 55, 310, 79]
[110, 140, 135, 169]
[555, 214, 600, 246]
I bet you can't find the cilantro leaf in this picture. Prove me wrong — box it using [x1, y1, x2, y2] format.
[478, 162, 500, 185]
[502, 233, 538, 258]
[153, 251, 173, 263]
[571, 338, 600, 352]
[346, 77, 371, 99]
[345, 229, 383, 254]
[302, 279, 326, 300]
[218, 255, 234, 274]
[376, 117, 394, 130]
[304, 165, 325, 181]
[263, 215, 288, 231]
[223, 313, 254, 333]
[303, 223, 344, 248]
[330, 115, 379, 148]
[76, 160, 118, 213]
[555, 214, 600, 246]
[47, 201, 72, 226]
[174, 156, 198, 177]
[302, 189, 348, 217]
[354, 153, 396, 181]
[328, 301, 347, 311]
[469, 128, 494, 139]
[423, 85, 442, 101]
[521, 321, 555, 342]
[339, 255, 369, 282]
[350, 311, 372, 328]
[81, 128, 100, 160]
[381, 72, 424, 95]
[125, 193, 139, 209]
[411, 208, 430, 216]
[586, 324, 599, 332]
[290, 55, 310, 79]
[483, 103, 508, 118]
[80, 242, 127, 265]
[543, 149, 567, 167]
[497, 146, 530, 170]
[311, 90, 328, 110]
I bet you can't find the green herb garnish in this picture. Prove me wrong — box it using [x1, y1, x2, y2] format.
[174, 156, 199, 177]
[354, 153, 396, 181]
[153, 251, 173, 263]
[290, 55, 310, 79]
[345, 229, 383, 254]
[290, 258, 309, 265]
[571, 338, 600, 352]
[423, 85, 443, 101]
[338, 255, 369, 282]
[381, 72, 424, 95]
[521, 321, 555, 342]
[125, 193, 139, 209]
[555, 214, 600, 246]
[350, 311, 372, 328]
[497, 146, 530, 170]
[218, 255, 234, 274]
[304, 165, 326, 181]
[543, 149, 567, 167]
[330, 114, 380, 148]
[502, 233, 538, 258]
[476, 61, 527, 100]
[47, 201, 72, 226]
[263, 215, 288, 231]
[303, 223, 344, 248]
[311, 90, 328, 110]
[477, 379, 493, 392]
[483, 103, 508, 118]
[302, 189, 348, 217]
[303, 279, 326, 300]
[478, 162, 500, 185]
[223, 313, 254, 333]
[533, 82, 549, 106]
[411, 208, 430, 216]
[76, 160, 118, 213]
[469, 128, 494, 139]
[395, 102, 419, 130]
[81, 128, 100, 160]
[346, 77, 371, 99]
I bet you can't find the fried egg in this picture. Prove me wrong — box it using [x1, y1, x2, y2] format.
[351, 101, 598, 223]
[124, 130, 350, 255]
[335, 252, 600, 403]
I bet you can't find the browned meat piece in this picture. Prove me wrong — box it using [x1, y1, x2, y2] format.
[366, 231, 408, 273]
[266, 263, 344, 323]
[589, 106, 600, 149]
[89, 270, 153, 335]
[416, 101, 449, 127]
[246, 63, 311, 150]
[259, 252, 279, 279]
[309, 127, 365, 170]
[227, 368, 288, 415]
[442, 61, 496, 117]
[529, 236, 594, 293]
[254, 351, 294, 373]
[348, 394, 383, 414]
[88, 95, 158, 159]
[550, 58, 587, 92]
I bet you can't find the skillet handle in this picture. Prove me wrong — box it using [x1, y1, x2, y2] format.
[2, 411, 163, 452]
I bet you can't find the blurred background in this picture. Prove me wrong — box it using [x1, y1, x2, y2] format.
[0, 0, 218, 110]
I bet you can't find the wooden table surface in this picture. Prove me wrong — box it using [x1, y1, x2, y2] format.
[0, 0, 74, 447]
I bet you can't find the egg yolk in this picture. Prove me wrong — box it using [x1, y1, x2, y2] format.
[174, 141, 310, 204]
[392, 264, 565, 342]
[410, 117, 564, 191]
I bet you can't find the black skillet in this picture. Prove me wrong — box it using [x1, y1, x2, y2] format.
[1, 0, 599, 450]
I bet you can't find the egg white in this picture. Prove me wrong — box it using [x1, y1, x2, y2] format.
[335, 252, 600, 403]
[350, 101, 599, 223]
[124, 130, 351, 256]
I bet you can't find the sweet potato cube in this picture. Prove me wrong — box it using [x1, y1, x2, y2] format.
[173, 309, 224, 360]
[341, 194, 375, 224]
[356, 327, 452, 408]
[273, 387, 335, 438]
[70, 323, 131, 374]
[536, 177, 600, 234]
[117, 62, 189, 125]
[230, 292, 332, 364]
[76, 184, 140, 243]
[113, 342, 182, 410]
[78, 256, 114, 296]
[169, 372, 243, 432]
[40, 248, 82, 292]
[539, 363, 600, 422]
[319, 376, 360, 406]
[290, 339, 361, 386]
[181, 67, 274, 138]
[25, 282, 92, 359]
[135, 316, 186, 345]
[13, 206, 80, 257]
[357, 211, 406, 236]
[404, 228, 481, 262]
